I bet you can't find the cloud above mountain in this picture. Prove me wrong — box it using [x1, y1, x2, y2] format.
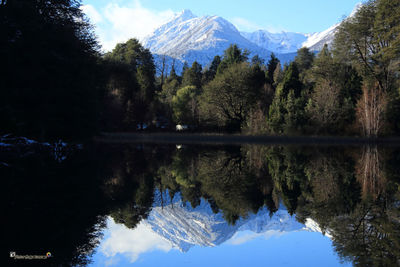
[81, 0, 175, 51]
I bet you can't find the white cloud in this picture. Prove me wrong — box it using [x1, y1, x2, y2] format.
[80, 0, 175, 51]
[100, 217, 174, 264]
[81, 4, 103, 24]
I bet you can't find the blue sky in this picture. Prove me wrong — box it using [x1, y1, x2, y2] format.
[81, 0, 362, 51]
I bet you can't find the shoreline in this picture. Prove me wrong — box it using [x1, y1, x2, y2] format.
[94, 133, 400, 146]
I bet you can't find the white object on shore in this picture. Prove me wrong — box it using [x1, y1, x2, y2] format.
[176, 125, 188, 131]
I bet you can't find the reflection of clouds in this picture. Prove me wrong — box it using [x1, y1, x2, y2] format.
[100, 217, 173, 264]
[228, 230, 287, 245]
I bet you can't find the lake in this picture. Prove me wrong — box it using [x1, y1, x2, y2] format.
[4, 141, 400, 266]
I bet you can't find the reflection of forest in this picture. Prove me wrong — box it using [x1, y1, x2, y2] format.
[105, 144, 400, 266]
[4, 144, 400, 265]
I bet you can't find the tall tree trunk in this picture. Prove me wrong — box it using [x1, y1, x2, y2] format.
[356, 83, 387, 137]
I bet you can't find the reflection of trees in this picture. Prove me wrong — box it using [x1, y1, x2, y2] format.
[104, 144, 400, 266]
[101, 145, 169, 229]
[244, 145, 278, 214]
[154, 147, 266, 224]
[298, 149, 361, 232]
[331, 197, 400, 266]
[328, 147, 400, 266]
[266, 146, 309, 215]
[16, 144, 393, 266]
[355, 146, 386, 199]
[155, 148, 203, 208]
[196, 148, 265, 224]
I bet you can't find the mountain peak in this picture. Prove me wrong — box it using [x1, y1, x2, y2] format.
[142, 10, 269, 67]
[176, 9, 196, 20]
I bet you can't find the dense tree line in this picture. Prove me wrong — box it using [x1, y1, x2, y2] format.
[154, 0, 400, 136]
[1, 0, 399, 140]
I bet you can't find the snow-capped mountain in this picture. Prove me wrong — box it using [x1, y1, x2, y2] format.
[142, 10, 271, 70]
[240, 31, 308, 54]
[142, 4, 361, 72]
[143, 195, 323, 252]
[240, 25, 339, 54]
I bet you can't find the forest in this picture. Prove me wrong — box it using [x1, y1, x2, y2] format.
[1, 0, 399, 140]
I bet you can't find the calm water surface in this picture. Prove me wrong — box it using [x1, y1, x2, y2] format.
[4, 143, 400, 266]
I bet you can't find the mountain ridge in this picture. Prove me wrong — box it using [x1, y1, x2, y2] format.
[142, 9, 272, 71]
[142, 6, 359, 72]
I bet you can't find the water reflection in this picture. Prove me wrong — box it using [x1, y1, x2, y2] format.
[3, 144, 400, 266]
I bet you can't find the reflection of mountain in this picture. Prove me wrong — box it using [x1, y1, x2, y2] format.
[144, 196, 319, 252]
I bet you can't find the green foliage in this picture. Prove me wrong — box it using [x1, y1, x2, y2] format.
[268, 62, 307, 135]
[313, 45, 362, 104]
[266, 53, 280, 86]
[202, 55, 221, 84]
[280, 62, 303, 97]
[334, 0, 400, 93]
[172, 86, 200, 125]
[306, 80, 353, 134]
[182, 61, 203, 89]
[182, 61, 189, 74]
[267, 96, 286, 134]
[201, 63, 264, 131]
[105, 39, 156, 129]
[273, 62, 284, 86]
[302, 45, 359, 134]
[294, 47, 315, 81]
[251, 55, 264, 66]
[155, 67, 181, 125]
[283, 90, 307, 134]
[217, 44, 249, 74]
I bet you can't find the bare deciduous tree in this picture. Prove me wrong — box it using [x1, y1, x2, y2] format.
[356, 83, 387, 137]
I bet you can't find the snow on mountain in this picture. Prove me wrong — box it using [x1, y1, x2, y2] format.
[143, 196, 323, 252]
[142, 10, 272, 70]
[142, 4, 362, 72]
[240, 31, 308, 54]
[301, 22, 340, 51]
[240, 20, 345, 53]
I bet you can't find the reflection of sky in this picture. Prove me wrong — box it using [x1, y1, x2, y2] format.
[89, 217, 351, 267]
